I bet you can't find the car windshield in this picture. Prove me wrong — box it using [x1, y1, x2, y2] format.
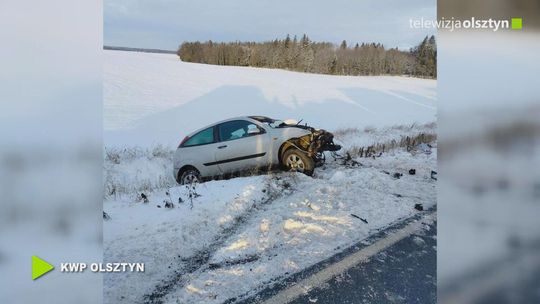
[249, 116, 285, 128]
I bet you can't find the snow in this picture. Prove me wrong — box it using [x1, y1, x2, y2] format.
[104, 147, 436, 303]
[104, 50, 436, 147]
[437, 33, 540, 293]
[104, 176, 267, 303]
[0, 149, 102, 304]
[333, 123, 436, 153]
[438, 140, 540, 283]
[103, 50, 437, 303]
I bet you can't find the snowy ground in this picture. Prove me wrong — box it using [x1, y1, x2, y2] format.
[103, 50, 437, 303]
[104, 50, 436, 147]
[104, 140, 436, 304]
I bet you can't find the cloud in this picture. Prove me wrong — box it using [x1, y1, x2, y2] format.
[104, 0, 436, 49]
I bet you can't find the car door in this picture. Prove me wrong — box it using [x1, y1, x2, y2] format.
[214, 120, 271, 174]
[180, 125, 221, 177]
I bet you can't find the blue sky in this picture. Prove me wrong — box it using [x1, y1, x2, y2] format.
[104, 0, 436, 50]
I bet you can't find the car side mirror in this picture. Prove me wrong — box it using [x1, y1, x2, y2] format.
[247, 125, 261, 135]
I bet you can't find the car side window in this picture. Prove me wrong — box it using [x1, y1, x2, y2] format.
[183, 127, 215, 147]
[218, 120, 262, 142]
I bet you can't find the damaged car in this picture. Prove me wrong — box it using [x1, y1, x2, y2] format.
[173, 116, 341, 184]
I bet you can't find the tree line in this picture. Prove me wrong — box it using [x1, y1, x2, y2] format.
[177, 34, 436, 78]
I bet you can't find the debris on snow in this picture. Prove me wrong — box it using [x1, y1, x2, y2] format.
[336, 152, 362, 167]
[208, 254, 260, 270]
[409, 169, 416, 175]
[103, 211, 111, 220]
[415, 203, 424, 211]
[351, 214, 368, 224]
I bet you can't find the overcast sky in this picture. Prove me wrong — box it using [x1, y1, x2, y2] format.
[104, 0, 436, 50]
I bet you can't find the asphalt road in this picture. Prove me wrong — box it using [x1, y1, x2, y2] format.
[290, 219, 437, 304]
[235, 211, 437, 304]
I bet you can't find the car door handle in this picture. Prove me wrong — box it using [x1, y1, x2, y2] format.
[218, 145, 227, 149]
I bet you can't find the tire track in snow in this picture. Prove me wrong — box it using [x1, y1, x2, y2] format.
[383, 90, 436, 110]
[141, 178, 292, 304]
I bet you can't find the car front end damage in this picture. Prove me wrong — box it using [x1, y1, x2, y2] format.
[281, 125, 341, 166]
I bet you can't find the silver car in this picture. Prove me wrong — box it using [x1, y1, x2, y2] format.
[173, 116, 341, 184]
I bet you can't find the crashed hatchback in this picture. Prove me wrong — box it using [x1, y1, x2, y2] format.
[173, 116, 341, 184]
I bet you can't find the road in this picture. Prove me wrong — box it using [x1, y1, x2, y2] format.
[236, 211, 436, 304]
[290, 217, 436, 304]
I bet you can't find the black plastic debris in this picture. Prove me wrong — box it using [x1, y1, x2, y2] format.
[393, 172, 403, 179]
[430, 170, 437, 180]
[351, 214, 368, 223]
[103, 211, 111, 220]
[414, 203, 424, 211]
[164, 200, 174, 208]
[409, 169, 416, 175]
[141, 193, 149, 203]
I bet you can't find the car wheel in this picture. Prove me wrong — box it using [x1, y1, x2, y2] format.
[179, 168, 201, 185]
[282, 149, 315, 176]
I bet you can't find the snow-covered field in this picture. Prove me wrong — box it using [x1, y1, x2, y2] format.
[103, 50, 437, 303]
[104, 50, 436, 147]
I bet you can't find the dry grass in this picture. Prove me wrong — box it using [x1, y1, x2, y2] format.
[104, 145, 176, 198]
[335, 122, 437, 158]
[345, 133, 437, 158]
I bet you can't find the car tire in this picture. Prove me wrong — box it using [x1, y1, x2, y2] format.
[179, 168, 201, 185]
[282, 148, 315, 176]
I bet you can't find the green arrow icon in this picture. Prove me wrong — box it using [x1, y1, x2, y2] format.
[32, 256, 54, 280]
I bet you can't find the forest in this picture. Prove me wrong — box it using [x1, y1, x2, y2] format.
[177, 34, 436, 78]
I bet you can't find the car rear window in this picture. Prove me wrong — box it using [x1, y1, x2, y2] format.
[183, 127, 214, 147]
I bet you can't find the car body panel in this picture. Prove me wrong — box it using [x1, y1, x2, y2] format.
[214, 132, 272, 173]
[173, 116, 321, 183]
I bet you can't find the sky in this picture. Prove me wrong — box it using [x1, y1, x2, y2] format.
[104, 0, 436, 50]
